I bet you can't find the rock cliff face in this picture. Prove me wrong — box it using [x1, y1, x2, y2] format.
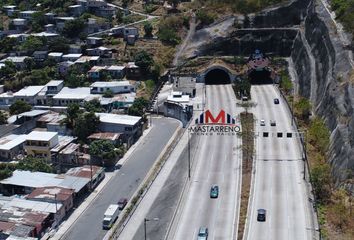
[182, 0, 354, 190]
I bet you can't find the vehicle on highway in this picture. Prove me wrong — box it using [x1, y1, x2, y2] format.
[197, 227, 208, 240]
[102, 204, 119, 229]
[242, 96, 248, 101]
[210, 185, 219, 198]
[274, 98, 280, 104]
[257, 209, 266, 222]
[260, 119, 265, 126]
[270, 120, 276, 126]
[118, 198, 128, 210]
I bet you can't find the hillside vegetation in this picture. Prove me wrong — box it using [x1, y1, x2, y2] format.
[330, 0, 354, 35]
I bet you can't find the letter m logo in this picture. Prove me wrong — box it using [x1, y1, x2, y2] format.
[205, 110, 226, 124]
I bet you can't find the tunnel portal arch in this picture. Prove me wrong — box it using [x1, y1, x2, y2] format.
[199, 66, 235, 85]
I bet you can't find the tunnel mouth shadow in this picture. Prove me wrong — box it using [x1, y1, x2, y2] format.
[205, 69, 231, 85]
[248, 69, 273, 85]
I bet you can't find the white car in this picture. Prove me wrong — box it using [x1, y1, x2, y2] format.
[260, 119, 265, 126]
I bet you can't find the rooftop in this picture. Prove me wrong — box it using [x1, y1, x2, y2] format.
[2, 198, 63, 214]
[13, 86, 45, 97]
[51, 136, 75, 153]
[0, 134, 27, 151]
[18, 110, 49, 117]
[107, 65, 125, 71]
[26, 131, 57, 141]
[75, 56, 100, 64]
[46, 80, 63, 87]
[96, 113, 141, 126]
[88, 132, 121, 141]
[37, 112, 65, 124]
[0, 56, 29, 63]
[53, 87, 91, 100]
[66, 165, 104, 179]
[0, 170, 89, 193]
[90, 81, 131, 88]
[31, 32, 59, 37]
[88, 66, 107, 72]
[48, 52, 63, 57]
[62, 53, 82, 58]
[27, 186, 74, 202]
[59, 143, 79, 155]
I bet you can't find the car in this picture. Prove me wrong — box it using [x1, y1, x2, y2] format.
[257, 209, 266, 222]
[242, 96, 248, 101]
[117, 198, 128, 210]
[197, 227, 208, 240]
[210, 185, 219, 198]
[270, 120, 276, 126]
[274, 98, 280, 104]
[260, 119, 265, 126]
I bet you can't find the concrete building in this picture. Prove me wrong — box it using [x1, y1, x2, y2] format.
[74, 55, 100, 65]
[106, 65, 125, 78]
[62, 53, 82, 62]
[24, 131, 59, 160]
[90, 81, 134, 94]
[45, 80, 64, 96]
[88, 132, 122, 145]
[68, 4, 85, 16]
[0, 134, 27, 160]
[58, 61, 75, 75]
[125, 62, 140, 79]
[66, 165, 104, 189]
[19, 10, 37, 20]
[0, 92, 15, 106]
[96, 113, 143, 147]
[0, 56, 30, 70]
[87, 65, 106, 79]
[32, 51, 48, 61]
[3, 5, 17, 16]
[13, 86, 46, 105]
[11, 18, 27, 31]
[86, 46, 112, 58]
[48, 52, 63, 62]
[52, 87, 91, 106]
[86, 37, 103, 47]
[123, 27, 139, 40]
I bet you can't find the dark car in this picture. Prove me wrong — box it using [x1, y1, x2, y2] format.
[257, 209, 266, 222]
[274, 98, 280, 104]
[270, 120, 276, 126]
[197, 227, 208, 240]
[118, 198, 128, 210]
[210, 185, 219, 198]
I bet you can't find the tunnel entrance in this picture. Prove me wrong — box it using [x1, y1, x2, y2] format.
[248, 69, 273, 84]
[205, 69, 231, 85]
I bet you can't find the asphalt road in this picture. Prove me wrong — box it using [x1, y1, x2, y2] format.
[246, 85, 315, 240]
[62, 117, 180, 240]
[170, 85, 242, 239]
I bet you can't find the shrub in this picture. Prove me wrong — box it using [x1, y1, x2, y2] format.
[308, 117, 330, 154]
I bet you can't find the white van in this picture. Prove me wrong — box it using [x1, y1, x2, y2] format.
[102, 204, 119, 229]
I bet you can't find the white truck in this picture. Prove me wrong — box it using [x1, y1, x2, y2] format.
[102, 204, 119, 229]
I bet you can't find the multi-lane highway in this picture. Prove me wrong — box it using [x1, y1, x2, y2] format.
[246, 84, 315, 240]
[169, 84, 242, 239]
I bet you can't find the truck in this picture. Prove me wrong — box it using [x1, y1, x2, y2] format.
[102, 204, 119, 229]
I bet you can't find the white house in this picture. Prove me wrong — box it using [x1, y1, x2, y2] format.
[106, 65, 125, 79]
[53, 87, 92, 106]
[19, 10, 37, 19]
[0, 56, 30, 69]
[13, 85, 46, 105]
[90, 81, 134, 94]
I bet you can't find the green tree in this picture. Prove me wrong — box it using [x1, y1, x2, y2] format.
[74, 112, 100, 142]
[308, 117, 330, 154]
[31, 11, 46, 32]
[17, 156, 53, 173]
[0, 111, 8, 125]
[89, 140, 118, 166]
[311, 163, 332, 203]
[143, 21, 153, 37]
[20, 36, 46, 53]
[84, 99, 103, 112]
[9, 100, 32, 115]
[103, 89, 114, 98]
[0, 37, 17, 53]
[134, 50, 154, 75]
[196, 9, 215, 26]
[0, 61, 17, 78]
[48, 37, 70, 53]
[64, 103, 82, 128]
[62, 19, 86, 38]
[294, 97, 311, 120]
[157, 26, 180, 46]
[128, 97, 149, 116]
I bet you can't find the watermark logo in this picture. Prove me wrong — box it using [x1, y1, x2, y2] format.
[189, 110, 241, 136]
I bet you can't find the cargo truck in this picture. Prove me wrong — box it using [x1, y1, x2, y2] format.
[102, 204, 119, 229]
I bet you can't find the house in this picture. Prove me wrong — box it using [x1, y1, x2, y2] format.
[127, 34, 136, 45]
[36, 112, 67, 134]
[48, 52, 63, 62]
[3, 5, 17, 16]
[44, 24, 55, 32]
[31, 32, 59, 40]
[26, 186, 74, 213]
[62, 53, 82, 62]
[45, 12, 56, 21]
[86, 18, 99, 34]
[74, 55, 100, 65]
[13, 86, 46, 105]
[110, 27, 124, 37]
[86, 37, 103, 47]
[90, 81, 134, 94]
[87, 0, 107, 8]
[96, 113, 143, 147]
[58, 61, 75, 75]
[96, 5, 116, 18]
[0, 170, 90, 196]
[45, 80, 64, 96]
[55, 17, 75, 31]
[33, 51, 48, 61]
[106, 65, 125, 79]
[24, 131, 59, 160]
[66, 165, 105, 189]
[0, 92, 15, 106]
[68, 5, 85, 16]
[69, 44, 82, 54]
[124, 27, 139, 40]
[125, 62, 140, 79]
[19, 10, 37, 19]
[53, 87, 91, 106]
[11, 18, 27, 31]
[110, 93, 136, 109]
[87, 65, 106, 79]
[56, 143, 84, 170]
[0, 56, 30, 70]
[0, 134, 27, 160]
[88, 132, 122, 145]
[86, 46, 112, 58]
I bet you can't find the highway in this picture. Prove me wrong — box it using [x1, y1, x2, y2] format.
[170, 84, 242, 239]
[246, 84, 315, 240]
[62, 118, 180, 240]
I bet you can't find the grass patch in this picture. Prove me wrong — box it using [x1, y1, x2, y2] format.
[238, 112, 254, 240]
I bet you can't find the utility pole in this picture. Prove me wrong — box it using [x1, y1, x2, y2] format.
[90, 157, 93, 191]
[188, 131, 191, 180]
